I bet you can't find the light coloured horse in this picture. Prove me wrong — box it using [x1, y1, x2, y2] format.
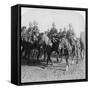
[58, 37, 71, 71]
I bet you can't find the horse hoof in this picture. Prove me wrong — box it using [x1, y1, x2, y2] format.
[42, 67, 45, 69]
[76, 61, 78, 64]
[66, 66, 69, 71]
[71, 61, 75, 65]
[60, 60, 62, 63]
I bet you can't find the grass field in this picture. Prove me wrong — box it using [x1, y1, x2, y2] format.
[21, 55, 86, 83]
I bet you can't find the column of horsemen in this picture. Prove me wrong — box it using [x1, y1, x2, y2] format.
[21, 21, 85, 69]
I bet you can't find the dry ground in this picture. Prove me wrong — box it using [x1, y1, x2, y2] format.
[21, 55, 86, 83]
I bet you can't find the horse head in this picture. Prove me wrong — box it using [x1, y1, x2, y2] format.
[40, 33, 53, 46]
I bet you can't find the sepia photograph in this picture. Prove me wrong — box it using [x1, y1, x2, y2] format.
[20, 6, 87, 83]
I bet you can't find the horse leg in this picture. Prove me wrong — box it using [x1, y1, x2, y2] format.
[57, 56, 59, 62]
[71, 46, 76, 64]
[82, 50, 84, 60]
[59, 49, 63, 63]
[71, 51, 75, 65]
[47, 54, 50, 65]
[26, 49, 30, 65]
[46, 55, 49, 65]
[24, 48, 28, 59]
[80, 50, 83, 60]
[59, 53, 63, 63]
[46, 52, 52, 65]
[76, 49, 78, 64]
[80, 49, 84, 60]
[46, 53, 49, 65]
[56, 51, 59, 62]
[37, 49, 40, 61]
[22, 47, 28, 59]
[21, 47, 24, 57]
[60, 56, 62, 63]
[65, 56, 69, 71]
[43, 50, 47, 61]
[75, 47, 79, 64]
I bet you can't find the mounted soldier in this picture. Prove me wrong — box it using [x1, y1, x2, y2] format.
[48, 22, 58, 43]
[58, 27, 70, 71]
[24, 22, 33, 44]
[60, 27, 69, 55]
[58, 28, 62, 39]
[33, 21, 39, 36]
[27, 21, 39, 43]
[66, 24, 78, 64]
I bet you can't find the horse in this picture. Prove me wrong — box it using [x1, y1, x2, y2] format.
[75, 38, 85, 61]
[38, 33, 53, 64]
[41, 33, 71, 71]
[67, 38, 78, 64]
[58, 37, 70, 70]
[21, 37, 30, 59]
[21, 34, 44, 64]
[39, 32, 62, 65]
[46, 36, 60, 64]
[80, 39, 85, 60]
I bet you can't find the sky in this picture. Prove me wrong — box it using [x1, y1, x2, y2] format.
[21, 7, 86, 37]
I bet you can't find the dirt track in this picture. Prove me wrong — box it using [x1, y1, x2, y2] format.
[21, 57, 86, 83]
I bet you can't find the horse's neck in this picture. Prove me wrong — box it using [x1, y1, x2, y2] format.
[62, 38, 66, 44]
[68, 38, 72, 45]
[43, 34, 49, 42]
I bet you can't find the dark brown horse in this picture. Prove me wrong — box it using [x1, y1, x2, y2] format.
[21, 34, 44, 64]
